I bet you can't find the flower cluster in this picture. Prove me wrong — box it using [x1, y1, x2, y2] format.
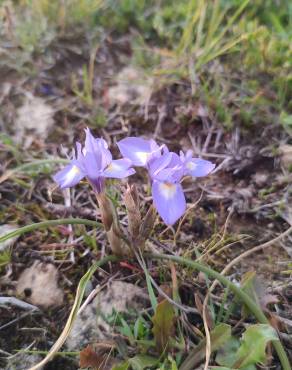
[54, 128, 134, 193]
[54, 129, 215, 225]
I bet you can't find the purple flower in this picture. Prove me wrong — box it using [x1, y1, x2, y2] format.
[53, 128, 135, 192]
[180, 150, 215, 177]
[117, 137, 163, 167]
[117, 137, 215, 226]
[117, 136, 185, 224]
[149, 152, 186, 225]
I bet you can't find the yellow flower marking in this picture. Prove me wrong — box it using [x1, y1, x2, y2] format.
[186, 161, 197, 171]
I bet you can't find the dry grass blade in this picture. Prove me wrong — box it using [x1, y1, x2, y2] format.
[210, 226, 292, 293]
[202, 292, 211, 370]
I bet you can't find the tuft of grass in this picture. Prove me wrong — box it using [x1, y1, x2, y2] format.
[18, 0, 103, 30]
[175, 0, 252, 71]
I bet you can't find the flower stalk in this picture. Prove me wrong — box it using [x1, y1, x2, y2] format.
[95, 192, 129, 256]
[96, 186, 156, 257]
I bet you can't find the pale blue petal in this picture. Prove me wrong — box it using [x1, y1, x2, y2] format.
[53, 162, 85, 189]
[148, 152, 172, 179]
[117, 137, 161, 166]
[98, 138, 112, 170]
[152, 180, 186, 225]
[77, 152, 103, 191]
[84, 128, 112, 169]
[103, 159, 135, 178]
[150, 152, 184, 183]
[185, 158, 215, 177]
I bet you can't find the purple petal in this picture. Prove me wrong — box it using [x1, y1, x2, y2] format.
[84, 128, 112, 170]
[150, 152, 184, 183]
[185, 158, 215, 177]
[103, 159, 135, 178]
[148, 152, 173, 179]
[98, 139, 112, 170]
[88, 177, 105, 193]
[79, 152, 103, 183]
[152, 180, 186, 225]
[84, 127, 109, 152]
[53, 162, 85, 189]
[117, 137, 161, 166]
[153, 167, 181, 183]
[167, 153, 184, 182]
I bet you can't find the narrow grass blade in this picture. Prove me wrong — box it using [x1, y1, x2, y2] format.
[0, 158, 69, 183]
[196, 0, 251, 69]
[199, 32, 251, 67]
[0, 218, 102, 244]
[136, 252, 157, 310]
[194, 0, 207, 53]
[177, 0, 201, 55]
[205, 0, 223, 46]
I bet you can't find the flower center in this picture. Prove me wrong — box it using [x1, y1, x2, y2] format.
[186, 161, 197, 171]
[159, 182, 177, 199]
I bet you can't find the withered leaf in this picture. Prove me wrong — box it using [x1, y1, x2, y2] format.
[151, 299, 175, 354]
[79, 345, 107, 369]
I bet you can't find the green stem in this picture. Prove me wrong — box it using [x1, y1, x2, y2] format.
[0, 158, 69, 182]
[0, 218, 102, 244]
[147, 253, 291, 370]
[10, 158, 69, 173]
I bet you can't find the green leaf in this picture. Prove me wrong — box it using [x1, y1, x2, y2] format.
[111, 361, 130, 370]
[168, 355, 179, 370]
[137, 254, 157, 310]
[280, 111, 292, 135]
[151, 299, 175, 354]
[240, 271, 260, 317]
[180, 324, 231, 370]
[118, 315, 135, 343]
[234, 324, 278, 368]
[280, 111, 292, 127]
[133, 316, 148, 340]
[216, 337, 240, 368]
[128, 354, 158, 370]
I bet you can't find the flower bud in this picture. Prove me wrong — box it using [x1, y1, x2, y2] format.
[124, 184, 141, 238]
[96, 193, 113, 231]
[139, 205, 156, 240]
